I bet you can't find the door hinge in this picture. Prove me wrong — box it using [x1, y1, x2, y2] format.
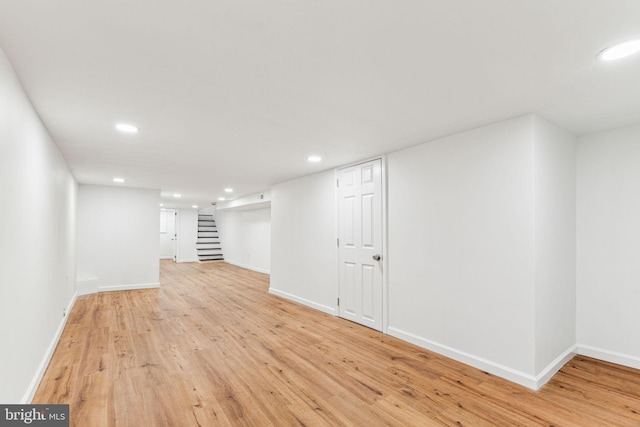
[336, 179, 339, 188]
[337, 238, 339, 247]
[337, 297, 340, 306]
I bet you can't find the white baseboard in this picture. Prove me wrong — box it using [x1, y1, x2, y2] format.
[225, 260, 270, 275]
[387, 326, 574, 390]
[77, 278, 99, 295]
[79, 279, 160, 295]
[177, 258, 199, 263]
[25, 282, 160, 401]
[577, 344, 640, 370]
[535, 345, 577, 388]
[268, 288, 336, 316]
[98, 282, 160, 293]
[160, 256, 174, 260]
[22, 291, 78, 404]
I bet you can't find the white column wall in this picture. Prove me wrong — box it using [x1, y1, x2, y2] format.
[532, 116, 577, 375]
[216, 210, 240, 264]
[270, 170, 338, 314]
[387, 116, 537, 380]
[577, 123, 640, 368]
[269, 115, 583, 388]
[0, 48, 78, 403]
[77, 185, 160, 292]
[216, 207, 271, 274]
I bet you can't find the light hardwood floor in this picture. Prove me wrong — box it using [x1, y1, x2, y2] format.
[34, 261, 640, 426]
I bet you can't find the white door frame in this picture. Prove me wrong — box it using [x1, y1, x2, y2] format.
[335, 155, 388, 334]
[160, 208, 177, 262]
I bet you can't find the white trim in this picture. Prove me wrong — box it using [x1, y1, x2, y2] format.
[388, 326, 542, 389]
[269, 288, 336, 316]
[160, 208, 177, 261]
[577, 344, 640, 370]
[333, 168, 340, 317]
[97, 282, 160, 293]
[176, 258, 199, 263]
[380, 155, 388, 334]
[22, 291, 78, 404]
[77, 278, 99, 295]
[224, 260, 270, 274]
[535, 345, 577, 388]
[335, 155, 387, 331]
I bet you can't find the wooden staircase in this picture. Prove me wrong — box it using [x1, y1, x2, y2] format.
[197, 214, 224, 262]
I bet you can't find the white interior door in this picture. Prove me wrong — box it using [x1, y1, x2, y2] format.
[338, 159, 383, 331]
[159, 209, 177, 261]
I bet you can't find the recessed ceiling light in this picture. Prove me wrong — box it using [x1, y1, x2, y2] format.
[599, 39, 640, 61]
[173, 193, 181, 198]
[224, 188, 234, 193]
[192, 205, 198, 209]
[159, 203, 164, 207]
[218, 197, 226, 201]
[113, 177, 125, 183]
[307, 155, 322, 163]
[115, 123, 140, 133]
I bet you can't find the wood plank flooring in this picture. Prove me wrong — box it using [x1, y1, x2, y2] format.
[34, 261, 640, 426]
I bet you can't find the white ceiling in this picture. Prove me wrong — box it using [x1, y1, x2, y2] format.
[1, 1, 639, 208]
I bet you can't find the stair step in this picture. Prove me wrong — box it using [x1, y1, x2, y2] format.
[197, 249, 221, 254]
[198, 232, 218, 238]
[199, 256, 224, 261]
[197, 216, 223, 261]
[197, 249, 223, 255]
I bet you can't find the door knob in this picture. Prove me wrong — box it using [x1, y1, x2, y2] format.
[372, 254, 381, 261]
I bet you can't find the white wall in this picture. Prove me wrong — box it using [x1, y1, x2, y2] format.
[270, 170, 338, 314]
[269, 115, 578, 389]
[532, 117, 577, 375]
[0, 48, 78, 403]
[577, 123, 640, 368]
[77, 185, 160, 292]
[388, 115, 576, 387]
[177, 208, 198, 263]
[217, 207, 271, 273]
[387, 116, 537, 379]
[217, 190, 271, 210]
